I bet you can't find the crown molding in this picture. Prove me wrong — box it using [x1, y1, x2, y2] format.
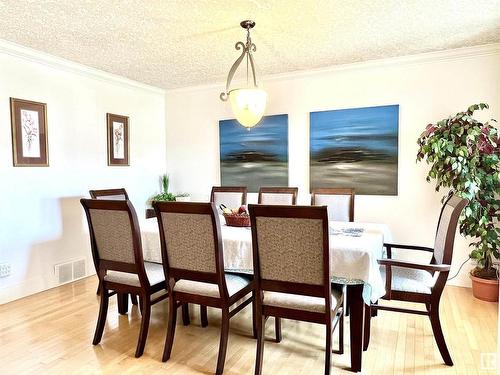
[0, 39, 165, 95]
[167, 42, 500, 94]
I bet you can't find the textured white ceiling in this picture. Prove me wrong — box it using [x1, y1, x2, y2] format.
[0, 0, 499, 89]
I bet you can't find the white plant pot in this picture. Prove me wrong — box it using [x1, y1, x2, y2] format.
[175, 196, 191, 202]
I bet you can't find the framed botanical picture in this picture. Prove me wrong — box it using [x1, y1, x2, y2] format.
[10, 98, 49, 167]
[106, 113, 129, 166]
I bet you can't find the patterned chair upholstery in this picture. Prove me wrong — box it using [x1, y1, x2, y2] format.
[160, 210, 251, 293]
[88, 188, 138, 303]
[210, 186, 247, 213]
[258, 187, 298, 205]
[311, 188, 355, 222]
[249, 204, 344, 375]
[80, 198, 167, 358]
[154, 201, 255, 374]
[254, 215, 343, 311]
[380, 267, 435, 294]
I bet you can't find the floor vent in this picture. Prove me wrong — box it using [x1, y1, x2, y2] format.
[55, 259, 86, 284]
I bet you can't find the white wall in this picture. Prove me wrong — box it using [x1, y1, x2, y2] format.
[165, 44, 500, 288]
[0, 42, 166, 304]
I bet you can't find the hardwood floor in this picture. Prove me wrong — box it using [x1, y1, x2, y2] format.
[0, 276, 496, 374]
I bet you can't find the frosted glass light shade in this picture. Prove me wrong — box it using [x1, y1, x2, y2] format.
[228, 88, 267, 128]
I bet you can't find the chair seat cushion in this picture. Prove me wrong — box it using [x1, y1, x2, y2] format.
[381, 266, 436, 294]
[104, 262, 165, 287]
[263, 288, 343, 313]
[173, 273, 251, 298]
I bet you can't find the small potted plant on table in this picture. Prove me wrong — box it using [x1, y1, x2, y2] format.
[146, 174, 190, 218]
[417, 104, 499, 301]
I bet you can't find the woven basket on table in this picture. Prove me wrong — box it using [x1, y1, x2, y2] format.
[222, 213, 251, 227]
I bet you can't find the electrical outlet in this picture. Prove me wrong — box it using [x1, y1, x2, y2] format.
[0, 263, 11, 278]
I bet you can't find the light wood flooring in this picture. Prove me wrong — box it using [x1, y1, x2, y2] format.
[0, 277, 497, 374]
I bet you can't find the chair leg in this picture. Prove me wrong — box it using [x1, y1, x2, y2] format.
[429, 304, 453, 366]
[92, 287, 109, 345]
[338, 309, 344, 354]
[371, 300, 378, 317]
[333, 309, 344, 355]
[215, 308, 230, 375]
[325, 322, 332, 375]
[162, 296, 178, 362]
[131, 294, 138, 305]
[135, 294, 151, 358]
[117, 292, 128, 315]
[274, 317, 282, 343]
[344, 288, 350, 317]
[363, 304, 371, 351]
[138, 296, 144, 315]
[200, 305, 208, 328]
[254, 315, 266, 375]
[252, 291, 257, 339]
[182, 303, 190, 326]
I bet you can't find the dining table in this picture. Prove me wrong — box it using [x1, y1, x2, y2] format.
[139, 216, 392, 372]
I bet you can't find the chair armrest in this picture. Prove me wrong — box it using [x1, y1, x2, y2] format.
[384, 243, 434, 253]
[378, 258, 450, 272]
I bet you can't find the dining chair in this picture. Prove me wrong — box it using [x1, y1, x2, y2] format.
[364, 194, 468, 366]
[249, 204, 344, 375]
[211, 186, 248, 212]
[89, 188, 129, 200]
[258, 187, 298, 205]
[257, 187, 299, 336]
[311, 188, 355, 222]
[80, 198, 167, 358]
[88, 188, 138, 306]
[154, 201, 255, 374]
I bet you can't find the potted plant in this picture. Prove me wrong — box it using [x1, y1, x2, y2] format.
[417, 103, 499, 301]
[174, 192, 191, 202]
[145, 174, 191, 218]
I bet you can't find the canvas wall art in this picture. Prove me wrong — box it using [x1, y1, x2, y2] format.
[107, 113, 129, 166]
[219, 114, 288, 192]
[10, 98, 49, 167]
[310, 105, 399, 195]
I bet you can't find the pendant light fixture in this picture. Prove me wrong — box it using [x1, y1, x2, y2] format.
[220, 20, 267, 128]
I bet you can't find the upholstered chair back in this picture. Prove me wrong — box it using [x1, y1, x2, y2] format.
[258, 187, 298, 205]
[311, 188, 355, 222]
[81, 199, 142, 270]
[210, 186, 247, 213]
[250, 205, 329, 287]
[89, 188, 129, 201]
[433, 195, 468, 265]
[156, 202, 220, 275]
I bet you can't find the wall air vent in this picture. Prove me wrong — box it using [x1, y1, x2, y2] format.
[54, 258, 86, 285]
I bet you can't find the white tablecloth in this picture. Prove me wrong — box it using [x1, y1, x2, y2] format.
[140, 218, 391, 303]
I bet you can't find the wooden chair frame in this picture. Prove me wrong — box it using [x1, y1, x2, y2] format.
[154, 201, 255, 374]
[364, 195, 468, 366]
[249, 204, 344, 375]
[311, 188, 355, 222]
[80, 198, 167, 358]
[258, 187, 298, 205]
[210, 186, 248, 206]
[89, 188, 129, 200]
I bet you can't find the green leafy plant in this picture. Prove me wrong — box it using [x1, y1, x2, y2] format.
[151, 174, 176, 202]
[417, 103, 499, 280]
